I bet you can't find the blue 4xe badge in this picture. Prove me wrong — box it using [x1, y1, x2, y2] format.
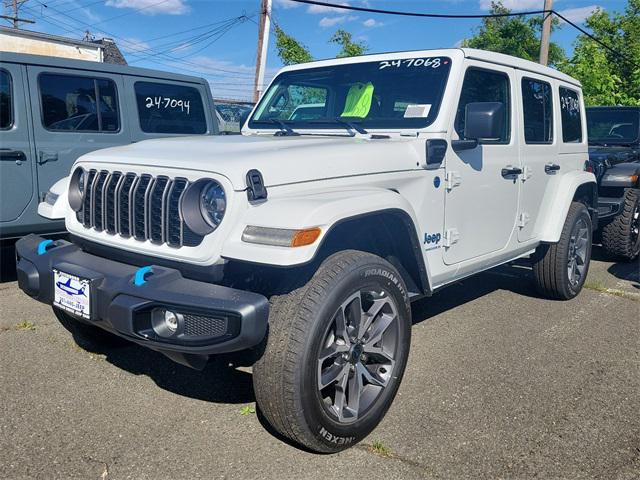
[424, 232, 442, 250]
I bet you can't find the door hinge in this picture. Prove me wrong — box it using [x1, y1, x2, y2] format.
[517, 212, 531, 228]
[443, 228, 460, 247]
[522, 166, 533, 181]
[445, 171, 462, 191]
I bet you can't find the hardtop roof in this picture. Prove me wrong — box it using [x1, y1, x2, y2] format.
[277, 47, 581, 88]
[0, 51, 208, 85]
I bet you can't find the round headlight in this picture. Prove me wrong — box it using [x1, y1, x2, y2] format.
[68, 167, 86, 212]
[181, 179, 227, 236]
[200, 181, 226, 229]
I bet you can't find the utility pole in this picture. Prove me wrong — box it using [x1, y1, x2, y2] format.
[539, 0, 554, 65]
[253, 0, 272, 103]
[1, 0, 35, 28]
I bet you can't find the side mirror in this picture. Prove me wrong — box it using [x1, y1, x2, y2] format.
[464, 101, 504, 140]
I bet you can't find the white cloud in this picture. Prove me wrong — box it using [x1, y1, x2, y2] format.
[308, 1, 350, 14]
[557, 5, 601, 23]
[319, 15, 356, 27]
[479, 0, 540, 10]
[273, 0, 300, 9]
[363, 18, 383, 28]
[105, 0, 189, 15]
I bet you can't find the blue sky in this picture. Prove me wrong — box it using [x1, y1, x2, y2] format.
[7, 0, 630, 100]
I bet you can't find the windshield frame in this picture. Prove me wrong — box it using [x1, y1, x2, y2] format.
[247, 55, 453, 133]
[586, 107, 640, 145]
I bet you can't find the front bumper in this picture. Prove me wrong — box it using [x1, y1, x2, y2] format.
[597, 196, 625, 221]
[16, 234, 269, 369]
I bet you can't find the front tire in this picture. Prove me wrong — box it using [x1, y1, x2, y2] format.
[253, 250, 411, 453]
[601, 188, 640, 261]
[532, 201, 592, 300]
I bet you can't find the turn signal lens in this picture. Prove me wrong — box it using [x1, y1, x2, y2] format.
[291, 227, 322, 247]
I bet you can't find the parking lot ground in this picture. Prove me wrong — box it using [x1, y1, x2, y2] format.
[0, 246, 638, 480]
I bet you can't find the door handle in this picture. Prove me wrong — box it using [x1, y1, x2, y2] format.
[501, 166, 523, 178]
[38, 151, 58, 165]
[0, 149, 26, 163]
[544, 163, 561, 174]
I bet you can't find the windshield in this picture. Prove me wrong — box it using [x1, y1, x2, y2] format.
[249, 56, 452, 131]
[587, 108, 640, 144]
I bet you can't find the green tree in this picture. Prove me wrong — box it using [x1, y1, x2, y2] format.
[462, 1, 565, 66]
[560, 1, 640, 106]
[274, 25, 313, 66]
[330, 29, 368, 58]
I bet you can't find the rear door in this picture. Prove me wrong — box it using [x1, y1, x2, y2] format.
[26, 66, 128, 202]
[121, 77, 214, 141]
[0, 63, 34, 223]
[443, 63, 521, 264]
[517, 73, 558, 241]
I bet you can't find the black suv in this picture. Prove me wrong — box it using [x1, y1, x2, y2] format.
[587, 106, 640, 261]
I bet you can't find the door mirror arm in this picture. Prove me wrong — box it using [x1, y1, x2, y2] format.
[451, 139, 478, 152]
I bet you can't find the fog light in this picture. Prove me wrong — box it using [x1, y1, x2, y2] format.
[151, 308, 183, 337]
[164, 310, 179, 332]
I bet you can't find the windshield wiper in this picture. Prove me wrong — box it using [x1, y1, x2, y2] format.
[309, 118, 369, 136]
[267, 119, 300, 136]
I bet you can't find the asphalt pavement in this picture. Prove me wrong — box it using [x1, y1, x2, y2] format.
[0, 244, 638, 480]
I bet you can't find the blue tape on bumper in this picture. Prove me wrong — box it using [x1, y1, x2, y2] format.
[37, 239, 53, 256]
[134, 266, 153, 286]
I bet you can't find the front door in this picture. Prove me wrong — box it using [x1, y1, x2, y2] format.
[443, 64, 520, 265]
[0, 63, 34, 223]
[26, 66, 129, 203]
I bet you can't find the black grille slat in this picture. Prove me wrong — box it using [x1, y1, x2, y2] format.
[78, 171, 202, 248]
[93, 171, 109, 231]
[133, 175, 152, 241]
[149, 177, 169, 244]
[118, 173, 137, 237]
[105, 172, 122, 234]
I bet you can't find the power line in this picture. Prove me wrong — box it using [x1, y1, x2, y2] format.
[287, 0, 549, 19]
[287, 0, 639, 69]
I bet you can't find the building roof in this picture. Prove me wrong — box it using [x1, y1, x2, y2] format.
[92, 38, 127, 65]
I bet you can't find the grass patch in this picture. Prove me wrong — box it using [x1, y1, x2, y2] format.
[584, 280, 639, 301]
[369, 440, 392, 457]
[239, 405, 256, 416]
[15, 321, 36, 331]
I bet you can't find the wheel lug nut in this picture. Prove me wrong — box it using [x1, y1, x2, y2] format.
[360, 354, 367, 362]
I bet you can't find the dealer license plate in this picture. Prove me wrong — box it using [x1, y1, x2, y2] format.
[53, 269, 91, 320]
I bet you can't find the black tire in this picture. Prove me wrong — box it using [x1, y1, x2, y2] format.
[601, 188, 640, 262]
[53, 307, 130, 351]
[532, 201, 592, 300]
[253, 250, 411, 453]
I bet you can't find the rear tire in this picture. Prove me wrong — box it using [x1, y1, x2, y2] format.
[53, 307, 130, 351]
[253, 250, 411, 453]
[601, 188, 640, 262]
[532, 202, 592, 300]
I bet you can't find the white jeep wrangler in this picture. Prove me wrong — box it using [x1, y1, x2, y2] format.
[17, 48, 597, 453]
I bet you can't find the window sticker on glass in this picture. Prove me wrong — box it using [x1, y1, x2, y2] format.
[404, 104, 432, 118]
[379, 57, 446, 70]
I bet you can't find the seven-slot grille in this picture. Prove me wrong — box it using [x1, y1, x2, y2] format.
[76, 170, 202, 248]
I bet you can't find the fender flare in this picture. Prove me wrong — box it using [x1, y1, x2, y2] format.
[221, 188, 430, 291]
[600, 162, 640, 188]
[37, 176, 69, 220]
[539, 171, 597, 243]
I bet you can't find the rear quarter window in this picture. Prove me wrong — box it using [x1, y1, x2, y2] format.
[0, 69, 12, 130]
[134, 82, 207, 134]
[559, 87, 582, 143]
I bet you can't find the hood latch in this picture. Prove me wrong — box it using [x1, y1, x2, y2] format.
[246, 169, 268, 202]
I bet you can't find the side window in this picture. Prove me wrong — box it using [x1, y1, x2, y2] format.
[521, 78, 553, 144]
[39, 73, 120, 132]
[455, 68, 510, 144]
[134, 82, 207, 134]
[0, 69, 13, 130]
[559, 87, 582, 143]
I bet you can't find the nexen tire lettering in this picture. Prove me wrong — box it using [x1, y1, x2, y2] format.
[319, 427, 355, 445]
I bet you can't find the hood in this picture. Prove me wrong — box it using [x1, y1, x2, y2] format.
[79, 134, 423, 190]
[588, 145, 640, 166]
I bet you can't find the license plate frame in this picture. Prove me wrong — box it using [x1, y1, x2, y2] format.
[53, 269, 92, 320]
